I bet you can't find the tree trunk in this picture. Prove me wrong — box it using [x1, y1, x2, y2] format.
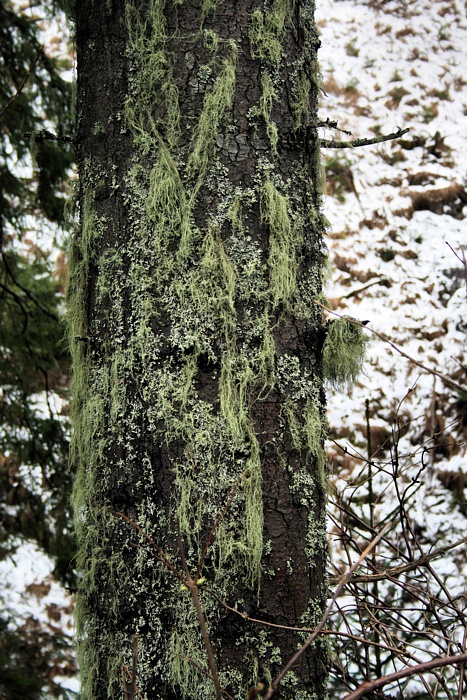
[69, 0, 328, 697]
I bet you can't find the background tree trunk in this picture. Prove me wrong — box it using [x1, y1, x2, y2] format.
[70, 0, 329, 697]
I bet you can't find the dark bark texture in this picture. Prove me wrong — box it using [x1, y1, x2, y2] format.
[70, 0, 329, 698]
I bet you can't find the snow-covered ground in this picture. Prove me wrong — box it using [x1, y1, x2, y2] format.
[317, 0, 466, 693]
[317, 0, 466, 527]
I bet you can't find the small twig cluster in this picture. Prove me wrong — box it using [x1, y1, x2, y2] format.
[327, 387, 467, 699]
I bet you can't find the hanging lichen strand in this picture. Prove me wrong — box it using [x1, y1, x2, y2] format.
[322, 318, 369, 390]
[70, 0, 329, 698]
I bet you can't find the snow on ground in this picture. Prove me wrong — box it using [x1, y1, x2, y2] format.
[316, 0, 466, 490]
[317, 0, 467, 690]
[1, 540, 72, 629]
[0, 539, 78, 695]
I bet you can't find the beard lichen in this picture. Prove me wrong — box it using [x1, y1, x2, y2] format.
[322, 317, 369, 391]
[260, 179, 302, 308]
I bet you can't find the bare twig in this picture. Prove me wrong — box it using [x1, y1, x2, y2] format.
[0, 47, 42, 119]
[175, 654, 235, 700]
[1, 251, 60, 323]
[175, 517, 222, 700]
[331, 535, 467, 584]
[264, 522, 393, 699]
[109, 510, 185, 583]
[202, 586, 443, 670]
[315, 300, 467, 393]
[459, 626, 467, 700]
[129, 635, 138, 700]
[338, 277, 390, 300]
[341, 653, 467, 700]
[320, 126, 409, 148]
[122, 664, 144, 700]
[121, 656, 128, 700]
[446, 243, 467, 296]
[317, 118, 352, 135]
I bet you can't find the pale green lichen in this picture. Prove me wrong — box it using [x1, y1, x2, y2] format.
[249, 0, 292, 68]
[261, 179, 301, 308]
[203, 28, 219, 54]
[322, 317, 369, 390]
[260, 72, 279, 151]
[188, 41, 237, 193]
[292, 74, 311, 129]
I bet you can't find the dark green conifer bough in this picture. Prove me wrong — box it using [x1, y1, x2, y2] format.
[0, 1, 75, 696]
[70, 0, 333, 697]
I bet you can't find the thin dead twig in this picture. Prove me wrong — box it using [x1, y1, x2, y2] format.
[175, 654, 235, 700]
[176, 517, 222, 700]
[109, 509, 185, 583]
[333, 535, 467, 586]
[122, 664, 144, 700]
[201, 587, 437, 667]
[121, 657, 128, 700]
[446, 242, 467, 297]
[341, 653, 467, 700]
[130, 635, 138, 700]
[0, 47, 42, 119]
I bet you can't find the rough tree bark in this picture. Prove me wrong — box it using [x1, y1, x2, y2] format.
[69, 0, 330, 698]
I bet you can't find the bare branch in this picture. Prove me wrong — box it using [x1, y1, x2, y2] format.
[446, 242, 467, 297]
[317, 118, 352, 135]
[175, 518, 222, 700]
[121, 657, 128, 700]
[329, 536, 467, 584]
[109, 509, 185, 583]
[129, 635, 138, 700]
[122, 664, 144, 700]
[320, 127, 409, 148]
[338, 277, 390, 300]
[341, 653, 467, 700]
[174, 654, 235, 700]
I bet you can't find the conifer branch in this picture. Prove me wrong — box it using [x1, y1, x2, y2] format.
[24, 129, 74, 143]
[0, 47, 42, 119]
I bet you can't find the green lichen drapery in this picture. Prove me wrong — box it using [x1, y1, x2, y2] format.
[69, 0, 332, 697]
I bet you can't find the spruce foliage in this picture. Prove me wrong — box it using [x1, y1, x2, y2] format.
[0, 1, 76, 696]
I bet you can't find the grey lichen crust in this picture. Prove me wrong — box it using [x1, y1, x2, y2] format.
[69, 0, 332, 698]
